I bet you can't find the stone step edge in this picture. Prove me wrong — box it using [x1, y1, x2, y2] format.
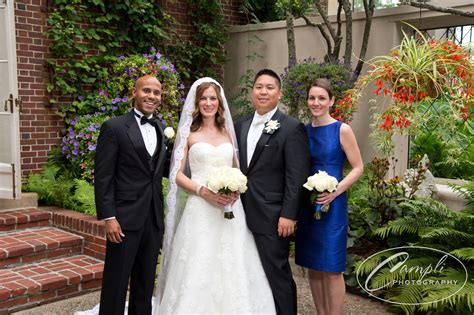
[0, 209, 52, 232]
[0, 255, 104, 313]
[0, 227, 84, 269]
[40, 207, 107, 261]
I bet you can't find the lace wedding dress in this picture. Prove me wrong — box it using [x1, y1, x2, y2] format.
[155, 141, 275, 314]
[76, 142, 275, 315]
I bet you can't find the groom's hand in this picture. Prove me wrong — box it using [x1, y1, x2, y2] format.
[105, 218, 125, 243]
[278, 217, 296, 237]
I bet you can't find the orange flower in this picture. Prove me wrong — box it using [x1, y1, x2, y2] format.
[379, 114, 393, 131]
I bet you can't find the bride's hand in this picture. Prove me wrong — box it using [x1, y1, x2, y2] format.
[229, 192, 239, 205]
[200, 187, 235, 207]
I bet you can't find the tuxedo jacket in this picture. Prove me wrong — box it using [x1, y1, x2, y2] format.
[94, 111, 167, 231]
[235, 109, 310, 235]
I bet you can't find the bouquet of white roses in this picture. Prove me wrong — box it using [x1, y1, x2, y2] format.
[207, 166, 248, 219]
[303, 170, 338, 219]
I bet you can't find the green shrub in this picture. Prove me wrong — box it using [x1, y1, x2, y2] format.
[409, 98, 473, 180]
[280, 60, 356, 122]
[346, 158, 474, 313]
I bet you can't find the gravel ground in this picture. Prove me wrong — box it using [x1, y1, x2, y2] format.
[14, 259, 393, 315]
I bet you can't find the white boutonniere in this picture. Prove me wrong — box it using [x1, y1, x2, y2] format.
[163, 127, 175, 140]
[263, 120, 280, 134]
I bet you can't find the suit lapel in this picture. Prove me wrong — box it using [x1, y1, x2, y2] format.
[247, 109, 283, 173]
[126, 111, 150, 170]
[239, 117, 252, 174]
[154, 122, 167, 176]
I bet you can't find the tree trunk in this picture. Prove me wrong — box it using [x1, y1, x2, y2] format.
[341, 0, 353, 68]
[286, 12, 297, 66]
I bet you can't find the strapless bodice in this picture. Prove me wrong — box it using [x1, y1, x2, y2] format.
[188, 142, 234, 184]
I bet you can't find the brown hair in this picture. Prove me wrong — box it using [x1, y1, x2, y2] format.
[307, 78, 335, 100]
[190, 82, 226, 132]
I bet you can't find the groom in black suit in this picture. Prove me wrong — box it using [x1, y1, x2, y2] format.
[94, 75, 168, 314]
[235, 69, 310, 315]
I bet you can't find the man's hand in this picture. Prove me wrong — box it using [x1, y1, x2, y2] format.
[105, 218, 125, 243]
[278, 217, 296, 237]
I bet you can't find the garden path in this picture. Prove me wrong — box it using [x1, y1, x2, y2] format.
[13, 259, 393, 315]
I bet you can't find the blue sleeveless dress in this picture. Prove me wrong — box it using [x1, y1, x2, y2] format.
[295, 121, 348, 272]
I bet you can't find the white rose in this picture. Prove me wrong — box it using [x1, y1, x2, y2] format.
[325, 177, 338, 192]
[163, 127, 175, 139]
[207, 171, 225, 193]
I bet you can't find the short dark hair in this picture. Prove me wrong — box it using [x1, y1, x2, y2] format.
[307, 78, 335, 100]
[253, 69, 281, 89]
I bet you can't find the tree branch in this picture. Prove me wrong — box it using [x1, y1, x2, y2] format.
[355, 0, 375, 76]
[302, 15, 333, 57]
[315, 1, 338, 41]
[401, 1, 474, 18]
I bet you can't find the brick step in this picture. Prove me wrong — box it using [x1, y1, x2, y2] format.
[0, 227, 83, 269]
[0, 209, 51, 232]
[0, 255, 103, 314]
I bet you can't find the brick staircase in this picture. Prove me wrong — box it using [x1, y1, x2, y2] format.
[0, 207, 105, 314]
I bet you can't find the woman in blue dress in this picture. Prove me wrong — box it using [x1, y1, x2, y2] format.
[295, 78, 363, 315]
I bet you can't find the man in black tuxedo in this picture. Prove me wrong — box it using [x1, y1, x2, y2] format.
[235, 69, 310, 315]
[94, 75, 168, 315]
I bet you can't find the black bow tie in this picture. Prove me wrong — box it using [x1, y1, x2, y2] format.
[135, 112, 158, 127]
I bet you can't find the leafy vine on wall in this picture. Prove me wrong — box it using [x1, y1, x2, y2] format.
[45, 0, 173, 106]
[45, 0, 230, 108]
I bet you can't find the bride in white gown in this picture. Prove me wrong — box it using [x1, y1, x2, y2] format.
[154, 77, 275, 314]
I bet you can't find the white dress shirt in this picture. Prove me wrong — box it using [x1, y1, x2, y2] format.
[134, 109, 157, 156]
[247, 107, 278, 166]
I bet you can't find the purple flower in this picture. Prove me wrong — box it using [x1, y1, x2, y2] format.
[112, 106, 118, 111]
[101, 106, 106, 111]
[179, 83, 185, 90]
[88, 144, 96, 151]
[122, 96, 128, 102]
[77, 96, 84, 101]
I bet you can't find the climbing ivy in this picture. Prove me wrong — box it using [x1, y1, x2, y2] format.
[45, 0, 173, 102]
[46, 0, 231, 105]
[176, 0, 229, 80]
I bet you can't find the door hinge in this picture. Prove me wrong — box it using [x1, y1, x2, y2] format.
[15, 97, 23, 112]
